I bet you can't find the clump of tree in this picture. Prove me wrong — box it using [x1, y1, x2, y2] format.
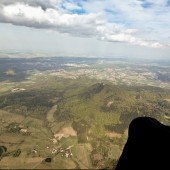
[0, 89, 63, 118]
[72, 119, 90, 143]
[0, 146, 7, 157]
[120, 111, 138, 124]
[12, 149, 21, 157]
[54, 106, 73, 121]
[105, 124, 126, 134]
[90, 140, 116, 169]
[6, 122, 20, 133]
[105, 111, 138, 133]
[157, 100, 170, 109]
[79, 83, 104, 99]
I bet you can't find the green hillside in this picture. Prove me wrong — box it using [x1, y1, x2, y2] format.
[0, 77, 170, 169]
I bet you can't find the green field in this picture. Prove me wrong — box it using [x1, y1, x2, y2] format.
[0, 74, 170, 169]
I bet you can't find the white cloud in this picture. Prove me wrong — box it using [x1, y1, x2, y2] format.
[0, 0, 168, 48]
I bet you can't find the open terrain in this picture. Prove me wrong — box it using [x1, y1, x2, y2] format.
[0, 57, 170, 169]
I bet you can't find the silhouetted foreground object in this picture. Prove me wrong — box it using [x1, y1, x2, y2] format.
[115, 117, 170, 170]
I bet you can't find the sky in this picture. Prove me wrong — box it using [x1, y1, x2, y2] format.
[0, 0, 170, 58]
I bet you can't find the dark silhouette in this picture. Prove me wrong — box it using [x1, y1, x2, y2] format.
[115, 117, 170, 170]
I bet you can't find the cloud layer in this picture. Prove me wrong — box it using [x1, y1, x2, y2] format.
[0, 0, 169, 48]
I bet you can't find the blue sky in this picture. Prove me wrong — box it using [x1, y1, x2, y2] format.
[0, 0, 170, 58]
